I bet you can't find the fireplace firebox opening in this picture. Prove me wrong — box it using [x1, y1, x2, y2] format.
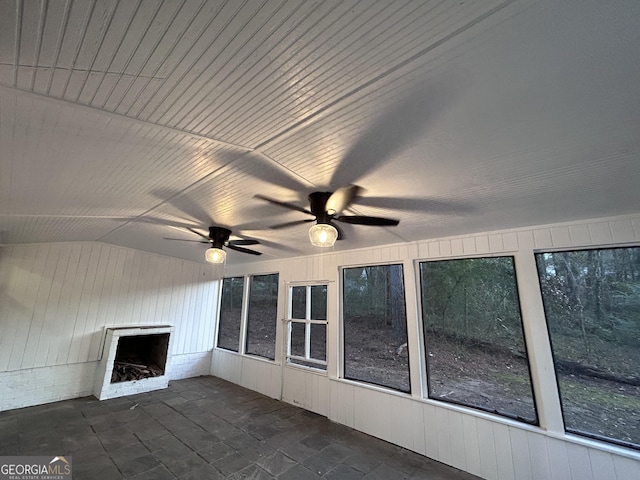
[111, 333, 169, 383]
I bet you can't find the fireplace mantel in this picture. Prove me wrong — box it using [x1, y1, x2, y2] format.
[94, 325, 174, 400]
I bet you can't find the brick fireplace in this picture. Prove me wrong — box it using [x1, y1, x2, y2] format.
[94, 325, 173, 400]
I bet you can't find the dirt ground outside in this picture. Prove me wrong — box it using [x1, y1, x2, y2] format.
[343, 317, 410, 392]
[218, 310, 640, 449]
[345, 323, 639, 448]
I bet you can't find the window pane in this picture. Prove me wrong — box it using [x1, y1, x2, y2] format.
[246, 273, 279, 360]
[343, 264, 410, 392]
[421, 257, 537, 423]
[217, 277, 244, 352]
[287, 285, 328, 371]
[536, 248, 640, 449]
[310, 323, 326, 361]
[291, 286, 306, 319]
[311, 285, 327, 320]
[289, 321, 306, 358]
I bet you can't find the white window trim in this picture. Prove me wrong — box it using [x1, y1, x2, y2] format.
[285, 284, 328, 369]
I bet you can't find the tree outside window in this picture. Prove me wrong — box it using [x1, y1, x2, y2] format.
[343, 264, 410, 392]
[216, 276, 244, 352]
[537, 248, 640, 449]
[245, 273, 279, 360]
[420, 257, 537, 423]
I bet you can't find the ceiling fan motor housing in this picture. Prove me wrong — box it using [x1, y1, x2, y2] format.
[209, 226, 232, 248]
[309, 191, 334, 223]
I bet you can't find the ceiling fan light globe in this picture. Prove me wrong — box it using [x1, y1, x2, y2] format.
[205, 247, 226, 264]
[309, 224, 338, 247]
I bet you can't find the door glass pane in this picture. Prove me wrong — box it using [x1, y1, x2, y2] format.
[287, 284, 328, 370]
[310, 323, 326, 361]
[291, 286, 306, 319]
[290, 321, 306, 358]
[311, 285, 327, 320]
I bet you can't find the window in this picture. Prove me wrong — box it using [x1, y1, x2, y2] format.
[420, 257, 537, 423]
[536, 248, 640, 449]
[343, 264, 410, 392]
[217, 276, 245, 352]
[286, 285, 328, 369]
[245, 273, 279, 360]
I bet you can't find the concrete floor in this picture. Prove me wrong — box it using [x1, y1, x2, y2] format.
[0, 376, 482, 479]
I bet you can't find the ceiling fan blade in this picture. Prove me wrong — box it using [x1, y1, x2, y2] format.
[226, 244, 262, 256]
[227, 239, 260, 246]
[186, 227, 211, 241]
[254, 194, 313, 215]
[163, 237, 210, 244]
[356, 196, 474, 215]
[230, 234, 301, 253]
[134, 216, 201, 230]
[268, 219, 314, 230]
[335, 215, 399, 226]
[330, 79, 460, 187]
[219, 151, 311, 192]
[325, 185, 362, 215]
[151, 189, 215, 225]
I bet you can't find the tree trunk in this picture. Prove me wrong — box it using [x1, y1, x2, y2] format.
[390, 265, 407, 342]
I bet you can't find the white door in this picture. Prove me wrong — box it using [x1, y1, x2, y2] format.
[280, 284, 330, 415]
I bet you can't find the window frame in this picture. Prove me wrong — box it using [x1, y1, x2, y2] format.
[215, 272, 280, 363]
[285, 283, 328, 371]
[535, 245, 640, 450]
[244, 272, 280, 361]
[215, 276, 247, 353]
[417, 254, 539, 425]
[340, 262, 412, 393]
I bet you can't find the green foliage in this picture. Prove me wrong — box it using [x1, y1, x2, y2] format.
[221, 276, 244, 310]
[536, 248, 640, 375]
[342, 264, 410, 392]
[343, 264, 407, 341]
[535, 247, 640, 449]
[248, 273, 278, 312]
[420, 257, 524, 350]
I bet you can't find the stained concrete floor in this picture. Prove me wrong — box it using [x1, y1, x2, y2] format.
[0, 376, 482, 479]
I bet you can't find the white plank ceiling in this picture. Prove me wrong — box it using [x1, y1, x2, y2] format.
[1, 0, 639, 264]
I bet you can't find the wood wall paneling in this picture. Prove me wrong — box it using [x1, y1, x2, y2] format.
[462, 414, 482, 476]
[476, 417, 499, 479]
[0, 242, 218, 375]
[218, 213, 640, 480]
[4, 212, 640, 478]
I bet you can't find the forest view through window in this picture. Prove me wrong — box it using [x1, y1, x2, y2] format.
[245, 273, 279, 360]
[420, 257, 537, 423]
[536, 248, 640, 449]
[216, 276, 244, 352]
[343, 264, 410, 392]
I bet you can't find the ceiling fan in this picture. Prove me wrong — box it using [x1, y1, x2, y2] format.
[165, 226, 261, 263]
[255, 185, 399, 247]
[249, 80, 466, 248]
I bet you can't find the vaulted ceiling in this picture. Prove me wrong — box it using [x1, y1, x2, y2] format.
[1, 0, 639, 264]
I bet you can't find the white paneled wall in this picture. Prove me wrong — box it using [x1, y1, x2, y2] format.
[0, 242, 219, 410]
[213, 213, 640, 480]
